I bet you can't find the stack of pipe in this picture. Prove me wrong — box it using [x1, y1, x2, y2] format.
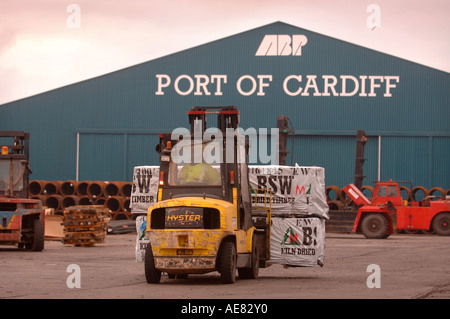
[28, 181, 449, 226]
[28, 180, 133, 220]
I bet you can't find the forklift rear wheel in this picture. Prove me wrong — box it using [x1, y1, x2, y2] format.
[361, 213, 388, 239]
[219, 241, 237, 284]
[145, 244, 161, 283]
[432, 213, 450, 236]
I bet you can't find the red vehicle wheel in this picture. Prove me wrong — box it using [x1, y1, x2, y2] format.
[432, 213, 450, 236]
[361, 213, 389, 239]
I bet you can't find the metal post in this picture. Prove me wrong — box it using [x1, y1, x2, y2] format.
[378, 135, 381, 181]
[76, 132, 80, 182]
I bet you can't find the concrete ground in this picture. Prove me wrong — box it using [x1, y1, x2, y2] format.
[1, 232, 449, 300]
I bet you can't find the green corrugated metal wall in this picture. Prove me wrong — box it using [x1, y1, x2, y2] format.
[0, 22, 449, 189]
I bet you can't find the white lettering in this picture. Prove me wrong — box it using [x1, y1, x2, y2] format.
[155, 74, 171, 95]
[366, 264, 381, 288]
[66, 264, 81, 288]
[367, 4, 381, 30]
[322, 75, 338, 96]
[301, 75, 321, 96]
[283, 75, 302, 96]
[181, 303, 215, 316]
[203, 128, 223, 164]
[156, 74, 228, 96]
[171, 126, 278, 165]
[258, 128, 279, 164]
[155, 74, 399, 97]
[368, 76, 384, 97]
[237, 75, 257, 96]
[257, 75, 272, 96]
[359, 75, 368, 97]
[171, 127, 191, 164]
[256, 35, 277, 56]
[292, 35, 308, 56]
[238, 74, 274, 96]
[256, 35, 308, 56]
[278, 35, 292, 56]
[340, 75, 359, 97]
[194, 75, 210, 96]
[211, 75, 227, 96]
[384, 76, 399, 97]
[174, 74, 194, 96]
[66, 4, 81, 29]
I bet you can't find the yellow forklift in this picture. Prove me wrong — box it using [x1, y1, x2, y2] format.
[144, 106, 271, 284]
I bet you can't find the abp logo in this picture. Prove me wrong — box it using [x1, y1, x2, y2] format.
[255, 34, 308, 56]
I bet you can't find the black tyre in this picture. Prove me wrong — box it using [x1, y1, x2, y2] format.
[361, 214, 388, 239]
[144, 244, 161, 283]
[432, 213, 450, 236]
[238, 236, 259, 279]
[219, 241, 236, 284]
[26, 219, 44, 251]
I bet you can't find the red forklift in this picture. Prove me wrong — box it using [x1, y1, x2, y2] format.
[0, 131, 45, 250]
[343, 182, 450, 238]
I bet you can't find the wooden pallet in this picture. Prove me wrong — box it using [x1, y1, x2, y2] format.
[62, 205, 110, 246]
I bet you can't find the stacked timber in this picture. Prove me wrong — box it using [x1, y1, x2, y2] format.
[62, 205, 110, 246]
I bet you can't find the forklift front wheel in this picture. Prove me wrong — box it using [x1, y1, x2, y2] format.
[25, 219, 44, 251]
[145, 244, 161, 283]
[361, 213, 389, 239]
[238, 236, 259, 279]
[219, 241, 237, 284]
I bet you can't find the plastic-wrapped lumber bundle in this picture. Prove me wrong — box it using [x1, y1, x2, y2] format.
[130, 166, 160, 215]
[248, 164, 329, 219]
[248, 164, 328, 268]
[270, 217, 325, 267]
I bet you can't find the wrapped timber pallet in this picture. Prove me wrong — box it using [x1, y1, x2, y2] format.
[63, 205, 110, 247]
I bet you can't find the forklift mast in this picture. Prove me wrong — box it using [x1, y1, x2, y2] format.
[187, 105, 240, 133]
[156, 106, 253, 231]
[354, 130, 367, 191]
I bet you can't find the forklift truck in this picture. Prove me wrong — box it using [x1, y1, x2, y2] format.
[0, 131, 45, 250]
[343, 182, 450, 238]
[144, 106, 271, 283]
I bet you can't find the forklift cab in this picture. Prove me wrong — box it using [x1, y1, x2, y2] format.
[0, 132, 31, 198]
[0, 131, 44, 251]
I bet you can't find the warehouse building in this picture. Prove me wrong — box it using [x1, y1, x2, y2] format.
[1, 22, 449, 190]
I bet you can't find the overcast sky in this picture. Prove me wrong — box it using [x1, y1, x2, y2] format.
[1, 0, 449, 105]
